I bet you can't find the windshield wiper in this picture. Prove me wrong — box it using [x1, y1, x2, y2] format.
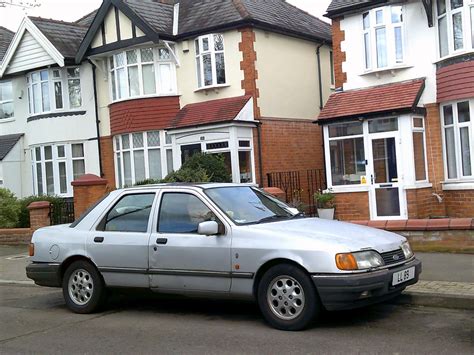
[289, 212, 305, 219]
[255, 215, 290, 224]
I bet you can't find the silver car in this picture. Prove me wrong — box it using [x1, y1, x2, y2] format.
[26, 183, 421, 331]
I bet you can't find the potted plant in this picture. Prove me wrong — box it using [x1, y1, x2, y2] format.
[314, 189, 335, 220]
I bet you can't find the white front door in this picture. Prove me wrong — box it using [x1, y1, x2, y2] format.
[367, 132, 407, 220]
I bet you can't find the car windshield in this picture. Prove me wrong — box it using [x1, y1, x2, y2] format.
[205, 186, 295, 225]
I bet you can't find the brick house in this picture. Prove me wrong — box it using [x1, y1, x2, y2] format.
[75, 0, 333, 193]
[319, 0, 474, 220]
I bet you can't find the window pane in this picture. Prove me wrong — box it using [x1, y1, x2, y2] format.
[115, 52, 125, 67]
[142, 64, 156, 95]
[364, 32, 371, 69]
[35, 147, 41, 161]
[73, 160, 85, 180]
[394, 27, 403, 62]
[122, 134, 130, 149]
[40, 70, 48, 81]
[457, 101, 470, 122]
[368, 117, 398, 133]
[134, 150, 146, 182]
[128, 66, 140, 97]
[376, 27, 388, 68]
[36, 163, 43, 195]
[239, 151, 252, 183]
[391, 6, 402, 23]
[148, 149, 162, 179]
[159, 64, 173, 93]
[57, 145, 65, 158]
[45, 161, 54, 195]
[116, 153, 123, 188]
[33, 83, 41, 113]
[105, 193, 155, 233]
[450, 0, 463, 9]
[437, 0, 446, 14]
[158, 193, 215, 233]
[147, 131, 160, 147]
[376, 10, 384, 24]
[159, 48, 171, 60]
[196, 57, 202, 87]
[68, 79, 82, 108]
[133, 133, 143, 148]
[195, 39, 200, 55]
[445, 127, 457, 178]
[166, 149, 174, 173]
[413, 117, 424, 128]
[59, 161, 67, 194]
[329, 122, 363, 137]
[202, 37, 209, 51]
[203, 53, 212, 86]
[438, 16, 449, 57]
[41, 82, 50, 112]
[413, 131, 427, 181]
[111, 70, 117, 101]
[67, 68, 80, 78]
[165, 133, 172, 145]
[215, 53, 226, 84]
[453, 12, 463, 50]
[0, 102, 13, 119]
[214, 34, 224, 51]
[54, 82, 63, 109]
[363, 12, 370, 29]
[471, 7, 474, 48]
[126, 50, 137, 64]
[117, 68, 127, 99]
[460, 127, 472, 176]
[0, 81, 12, 101]
[115, 136, 121, 151]
[72, 144, 84, 158]
[140, 48, 154, 62]
[44, 146, 52, 160]
[443, 105, 454, 125]
[123, 151, 132, 186]
[330, 138, 366, 185]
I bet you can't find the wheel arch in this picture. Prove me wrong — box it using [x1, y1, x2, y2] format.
[59, 255, 99, 284]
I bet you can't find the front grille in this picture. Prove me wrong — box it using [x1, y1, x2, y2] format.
[381, 249, 406, 266]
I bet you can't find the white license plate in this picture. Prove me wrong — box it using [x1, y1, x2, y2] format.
[392, 267, 415, 286]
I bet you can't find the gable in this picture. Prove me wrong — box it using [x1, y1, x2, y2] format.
[5, 31, 56, 75]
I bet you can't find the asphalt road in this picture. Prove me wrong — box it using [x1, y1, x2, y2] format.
[0, 284, 473, 354]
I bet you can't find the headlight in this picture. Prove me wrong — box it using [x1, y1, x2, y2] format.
[401, 241, 413, 259]
[336, 251, 384, 270]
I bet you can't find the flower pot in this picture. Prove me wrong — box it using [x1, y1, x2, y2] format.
[317, 208, 335, 220]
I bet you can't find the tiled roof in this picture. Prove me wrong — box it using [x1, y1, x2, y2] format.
[317, 78, 426, 122]
[326, 0, 387, 17]
[75, 10, 99, 27]
[29, 17, 88, 59]
[0, 134, 23, 161]
[170, 95, 252, 129]
[0, 26, 14, 63]
[124, 0, 174, 37]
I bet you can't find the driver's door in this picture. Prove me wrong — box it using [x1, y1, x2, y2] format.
[149, 190, 231, 292]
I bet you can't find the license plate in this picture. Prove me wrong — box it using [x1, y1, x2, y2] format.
[392, 267, 415, 286]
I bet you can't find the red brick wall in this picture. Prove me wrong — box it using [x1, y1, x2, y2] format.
[334, 192, 370, 220]
[100, 136, 116, 189]
[109, 96, 180, 136]
[332, 17, 347, 89]
[0, 229, 32, 245]
[437, 60, 474, 102]
[406, 187, 442, 219]
[239, 27, 261, 118]
[444, 190, 474, 218]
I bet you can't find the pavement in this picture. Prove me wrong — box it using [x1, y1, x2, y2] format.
[0, 246, 473, 310]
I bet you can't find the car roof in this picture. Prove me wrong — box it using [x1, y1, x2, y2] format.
[119, 182, 257, 192]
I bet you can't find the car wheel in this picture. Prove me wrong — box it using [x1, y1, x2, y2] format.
[257, 264, 320, 331]
[62, 260, 106, 314]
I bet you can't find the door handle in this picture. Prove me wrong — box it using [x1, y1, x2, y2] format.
[94, 236, 104, 243]
[156, 238, 168, 245]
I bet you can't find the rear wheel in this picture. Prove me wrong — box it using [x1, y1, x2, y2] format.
[62, 260, 106, 314]
[257, 264, 320, 331]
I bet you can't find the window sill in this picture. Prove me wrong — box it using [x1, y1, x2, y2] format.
[434, 49, 474, 65]
[404, 182, 432, 190]
[442, 180, 474, 191]
[360, 64, 413, 77]
[194, 84, 230, 93]
[0, 117, 15, 123]
[329, 185, 370, 194]
[110, 93, 180, 105]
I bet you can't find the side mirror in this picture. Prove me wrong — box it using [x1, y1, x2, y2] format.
[198, 221, 219, 236]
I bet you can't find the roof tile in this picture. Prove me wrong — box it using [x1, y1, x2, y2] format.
[0, 134, 23, 161]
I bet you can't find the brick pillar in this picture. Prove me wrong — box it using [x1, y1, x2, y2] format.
[27, 201, 51, 231]
[332, 17, 347, 89]
[72, 174, 109, 219]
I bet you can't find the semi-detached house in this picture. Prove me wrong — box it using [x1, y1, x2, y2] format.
[0, 0, 333, 202]
[319, 0, 474, 220]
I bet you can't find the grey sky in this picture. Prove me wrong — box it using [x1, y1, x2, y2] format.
[0, 0, 331, 32]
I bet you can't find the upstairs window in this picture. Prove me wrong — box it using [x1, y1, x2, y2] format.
[109, 46, 176, 102]
[0, 81, 14, 120]
[195, 34, 226, 88]
[27, 68, 82, 115]
[437, 0, 474, 57]
[362, 6, 404, 70]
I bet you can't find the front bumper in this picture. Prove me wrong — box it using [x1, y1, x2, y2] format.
[26, 262, 61, 287]
[312, 258, 422, 311]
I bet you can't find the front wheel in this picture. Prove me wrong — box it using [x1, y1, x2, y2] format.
[257, 264, 320, 331]
[62, 260, 106, 314]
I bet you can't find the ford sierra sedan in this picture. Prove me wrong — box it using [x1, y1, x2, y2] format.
[26, 183, 421, 330]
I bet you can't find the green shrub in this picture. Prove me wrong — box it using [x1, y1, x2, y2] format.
[0, 188, 20, 228]
[314, 189, 335, 209]
[17, 195, 64, 228]
[134, 178, 161, 186]
[161, 167, 210, 183]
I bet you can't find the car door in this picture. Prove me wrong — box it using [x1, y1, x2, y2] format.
[86, 192, 157, 288]
[149, 190, 232, 292]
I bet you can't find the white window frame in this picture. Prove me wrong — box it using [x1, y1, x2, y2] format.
[27, 67, 82, 116]
[436, 0, 474, 58]
[108, 46, 177, 103]
[362, 6, 405, 71]
[194, 34, 227, 89]
[0, 80, 14, 121]
[412, 117, 429, 183]
[440, 99, 474, 181]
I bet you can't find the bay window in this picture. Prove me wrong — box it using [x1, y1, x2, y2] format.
[27, 68, 82, 115]
[362, 6, 404, 70]
[109, 46, 176, 101]
[0, 81, 13, 120]
[195, 34, 226, 88]
[441, 99, 473, 180]
[437, 0, 474, 57]
[114, 131, 174, 187]
[32, 143, 86, 196]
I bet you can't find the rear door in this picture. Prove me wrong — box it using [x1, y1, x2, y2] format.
[87, 192, 156, 287]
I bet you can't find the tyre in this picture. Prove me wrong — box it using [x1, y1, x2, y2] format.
[62, 260, 106, 314]
[257, 264, 320, 331]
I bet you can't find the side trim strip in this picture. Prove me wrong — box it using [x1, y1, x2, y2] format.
[99, 267, 254, 279]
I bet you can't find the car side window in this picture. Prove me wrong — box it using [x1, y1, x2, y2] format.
[102, 193, 155, 233]
[158, 193, 217, 234]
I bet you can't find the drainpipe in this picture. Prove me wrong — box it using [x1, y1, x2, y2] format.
[316, 41, 326, 111]
[89, 60, 104, 177]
